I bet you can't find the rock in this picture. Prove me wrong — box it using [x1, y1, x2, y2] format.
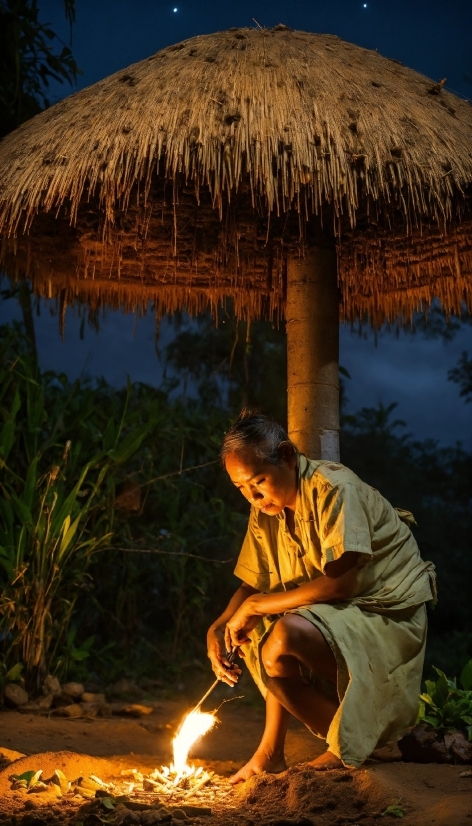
[81, 691, 106, 704]
[121, 812, 141, 826]
[114, 806, 141, 826]
[141, 812, 171, 825]
[61, 681, 84, 698]
[448, 730, 472, 763]
[42, 675, 61, 696]
[399, 722, 472, 764]
[98, 702, 113, 717]
[120, 704, 154, 718]
[80, 702, 99, 717]
[4, 683, 29, 707]
[18, 702, 41, 713]
[110, 678, 145, 700]
[53, 703, 83, 718]
[37, 694, 54, 711]
[398, 723, 450, 763]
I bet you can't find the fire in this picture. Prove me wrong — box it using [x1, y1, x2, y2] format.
[171, 710, 216, 775]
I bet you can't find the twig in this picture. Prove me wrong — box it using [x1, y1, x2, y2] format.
[111, 547, 233, 564]
[213, 694, 244, 713]
[131, 459, 219, 488]
[253, 18, 263, 29]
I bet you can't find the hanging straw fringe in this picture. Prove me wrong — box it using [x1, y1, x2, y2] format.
[0, 28, 471, 323]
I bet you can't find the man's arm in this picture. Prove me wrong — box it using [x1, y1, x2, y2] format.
[225, 553, 358, 648]
[207, 582, 259, 685]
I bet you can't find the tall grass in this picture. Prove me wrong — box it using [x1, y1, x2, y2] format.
[0, 325, 151, 690]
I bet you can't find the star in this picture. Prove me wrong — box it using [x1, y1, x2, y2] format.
[173, 7, 178, 11]
[363, 2, 367, 6]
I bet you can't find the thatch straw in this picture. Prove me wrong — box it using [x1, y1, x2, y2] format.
[0, 26, 471, 322]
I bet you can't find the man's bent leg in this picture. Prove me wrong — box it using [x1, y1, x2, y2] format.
[229, 692, 289, 784]
[262, 614, 343, 770]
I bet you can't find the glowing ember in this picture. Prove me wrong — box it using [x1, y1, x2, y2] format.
[172, 710, 216, 775]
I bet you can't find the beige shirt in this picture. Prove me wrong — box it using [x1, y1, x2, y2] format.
[234, 454, 436, 613]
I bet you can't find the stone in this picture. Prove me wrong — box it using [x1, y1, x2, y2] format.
[398, 722, 450, 763]
[114, 804, 134, 826]
[98, 702, 113, 717]
[4, 683, 29, 707]
[120, 703, 154, 717]
[37, 694, 54, 710]
[42, 675, 61, 696]
[80, 702, 99, 717]
[81, 692, 106, 704]
[141, 813, 171, 826]
[61, 682, 84, 699]
[110, 678, 145, 700]
[18, 702, 41, 713]
[124, 815, 142, 826]
[448, 731, 472, 763]
[53, 703, 83, 718]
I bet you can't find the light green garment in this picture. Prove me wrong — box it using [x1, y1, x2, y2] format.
[233, 454, 436, 768]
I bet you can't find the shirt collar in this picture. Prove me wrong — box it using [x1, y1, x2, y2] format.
[275, 452, 309, 522]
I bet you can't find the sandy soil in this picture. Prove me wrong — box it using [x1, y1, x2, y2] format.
[0, 694, 471, 826]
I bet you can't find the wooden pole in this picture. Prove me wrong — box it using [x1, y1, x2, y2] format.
[286, 244, 340, 461]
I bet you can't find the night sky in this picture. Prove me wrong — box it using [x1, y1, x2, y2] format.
[1, 0, 471, 447]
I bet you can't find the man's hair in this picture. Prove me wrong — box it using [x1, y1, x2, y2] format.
[220, 409, 296, 467]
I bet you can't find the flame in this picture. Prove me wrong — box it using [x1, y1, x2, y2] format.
[172, 710, 216, 775]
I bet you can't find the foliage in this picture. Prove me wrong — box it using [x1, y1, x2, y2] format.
[1, 307, 471, 688]
[449, 351, 472, 403]
[0, 324, 153, 689]
[381, 801, 405, 818]
[417, 661, 472, 740]
[0, 322, 243, 686]
[78, 390, 244, 680]
[0, 0, 79, 138]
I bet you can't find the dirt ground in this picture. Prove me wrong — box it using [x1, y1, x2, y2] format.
[0, 691, 471, 826]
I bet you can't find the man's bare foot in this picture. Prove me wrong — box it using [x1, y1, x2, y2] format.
[307, 750, 344, 771]
[229, 750, 287, 784]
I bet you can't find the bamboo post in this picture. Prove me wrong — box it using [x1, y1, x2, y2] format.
[286, 244, 340, 461]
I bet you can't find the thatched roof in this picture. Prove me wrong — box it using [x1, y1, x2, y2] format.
[0, 26, 471, 322]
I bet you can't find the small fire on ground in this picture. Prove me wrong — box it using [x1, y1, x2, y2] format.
[117, 710, 230, 802]
[9, 709, 233, 807]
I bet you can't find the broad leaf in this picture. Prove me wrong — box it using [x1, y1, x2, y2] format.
[107, 423, 152, 465]
[6, 662, 24, 681]
[460, 661, 472, 691]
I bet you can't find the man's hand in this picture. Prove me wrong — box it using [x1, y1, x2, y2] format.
[207, 625, 241, 687]
[225, 599, 261, 651]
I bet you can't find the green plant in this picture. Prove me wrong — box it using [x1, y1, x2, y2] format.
[0, 0, 80, 137]
[418, 660, 472, 740]
[381, 800, 405, 818]
[0, 330, 152, 689]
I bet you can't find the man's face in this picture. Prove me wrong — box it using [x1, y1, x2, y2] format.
[225, 447, 298, 515]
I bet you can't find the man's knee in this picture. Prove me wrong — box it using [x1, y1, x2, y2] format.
[261, 615, 302, 677]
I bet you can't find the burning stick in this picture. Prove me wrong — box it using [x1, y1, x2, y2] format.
[172, 709, 216, 776]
